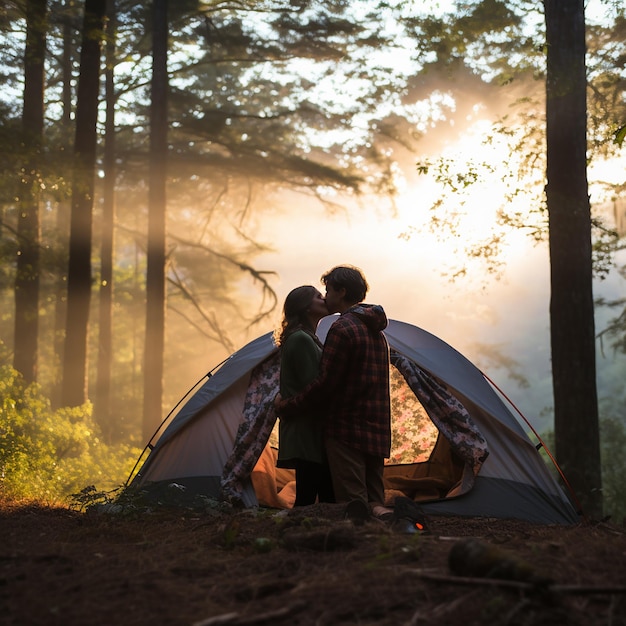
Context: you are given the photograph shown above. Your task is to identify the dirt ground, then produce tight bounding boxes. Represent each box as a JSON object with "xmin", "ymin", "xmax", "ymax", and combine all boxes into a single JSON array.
[{"xmin": 1, "ymin": 497, "xmax": 625, "ymax": 626}]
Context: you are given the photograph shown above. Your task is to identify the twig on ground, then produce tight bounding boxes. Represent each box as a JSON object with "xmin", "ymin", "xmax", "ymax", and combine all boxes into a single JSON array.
[
  {"xmin": 407, "ymin": 590, "xmax": 479, "ymax": 625},
  {"xmin": 193, "ymin": 612, "xmax": 239, "ymax": 626},
  {"xmin": 407, "ymin": 569, "xmax": 626, "ymax": 595},
  {"xmin": 192, "ymin": 601, "xmax": 307, "ymax": 626},
  {"xmin": 503, "ymin": 598, "xmax": 532, "ymax": 624}
]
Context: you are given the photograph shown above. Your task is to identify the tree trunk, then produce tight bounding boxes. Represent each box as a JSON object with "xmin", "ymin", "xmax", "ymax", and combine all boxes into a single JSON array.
[
  {"xmin": 142, "ymin": 0, "xmax": 169, "ymax": 442},
  {"xmin": 544, "ymin": 0, "xmax": 602, "ymax": 518},
  {"xmin": 95, "ymin": 0, "xmax": 117, "ymax": 442},
  {"xmin": 51, "ymin": 0, "xmax": 76, "ymax": 409},
  {"xmin": 61, "ymin": 0, "xmax": 106, "ymax": 408},
  {"xmin": 13, "ymin": 0, "xmax": 47, "ymax": 384}
]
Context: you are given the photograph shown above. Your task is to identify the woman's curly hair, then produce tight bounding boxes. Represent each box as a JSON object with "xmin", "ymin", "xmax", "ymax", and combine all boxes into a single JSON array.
[{"xmin": 274, "ymin": 285, "xmax": 319, "ymax": 346}]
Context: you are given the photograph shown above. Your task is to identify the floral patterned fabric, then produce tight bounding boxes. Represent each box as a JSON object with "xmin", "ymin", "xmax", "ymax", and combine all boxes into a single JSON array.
[
  {"xmin": 220, "ymin": 352, "xmax": 280, "ymax": 505},
  {"xmin": 390, "ymin": 351, "xmax": 489, "ymax": 475},
  {"xmin": 388, "ymin": 366, "xmax": 439, "ymax": 464}
]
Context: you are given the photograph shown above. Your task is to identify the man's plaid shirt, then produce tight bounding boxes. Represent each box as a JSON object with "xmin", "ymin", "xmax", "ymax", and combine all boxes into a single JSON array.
[{"xmin": 277, "ymin": 303, "xmax": 391, "ymax": 458}]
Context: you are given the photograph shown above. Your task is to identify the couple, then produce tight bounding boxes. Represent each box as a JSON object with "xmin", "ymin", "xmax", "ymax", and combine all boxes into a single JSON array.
[{"xmin": 274, "ymin": 265, "xmax": 393, "ymax": 523}]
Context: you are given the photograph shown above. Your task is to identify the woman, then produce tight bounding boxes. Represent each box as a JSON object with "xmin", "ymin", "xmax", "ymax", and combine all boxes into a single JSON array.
[{"xmin": 275, "ymin": 285, "xmax": 335, "ymax": 506}]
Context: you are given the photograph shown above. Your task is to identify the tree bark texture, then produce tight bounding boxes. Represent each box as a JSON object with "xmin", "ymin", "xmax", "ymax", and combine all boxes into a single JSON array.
[
  {"xmin": 142, "ymin": 0, "xmax": 169, "ymax": 442},
  {"xmin": 51, "ymin": 0, "xmax": 77, "ymax": 409},
  {"xmin": 95, "ymin": 0, "xmax": 117, "ymax": 441},
  {"xmin": 544, "ymin": 0, "xmax": 602, "ymax": 518},
  {"xmin": 13, "ymin": 0, "xmax": 47, "ymax": 384},
  {"xmin": 61, "ymin": 0, "xmax": 107, "ymax": 407}
]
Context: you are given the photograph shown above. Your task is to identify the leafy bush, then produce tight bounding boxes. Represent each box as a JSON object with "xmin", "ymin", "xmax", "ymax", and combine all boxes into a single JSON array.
[
  {"xmin": 539, "ymin": 417, "xmax": 626, "ymax": 524},
  {"xmin": 0, "ymin": 362, "xmax": 141, "ymax": 503},
  {"xmin": 599, "ymin": 417, "xmax": 626, "ymax": 524}
]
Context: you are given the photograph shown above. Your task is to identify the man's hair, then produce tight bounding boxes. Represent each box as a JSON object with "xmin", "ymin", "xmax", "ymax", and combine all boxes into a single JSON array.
[{"xmin": 321, "ymin": 265, "xmax": 368, "ymax": 304}]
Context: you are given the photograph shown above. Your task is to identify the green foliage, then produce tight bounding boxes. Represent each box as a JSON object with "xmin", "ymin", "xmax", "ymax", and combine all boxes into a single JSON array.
[
  {"xmin": 540, "ymin": 415, "xmax": 626, "ymax": 524},
  {"xmin": 66, "ymin": 484, "xmax": 116, "ymax": 510},
  {"xmin": 599, "ymin": 417, "xmax": 626, "ymax": 524},
  {"xmin": 67, "ymin": 482, "xmax": 233, "ymax": 518},
  {"xmin": 597, "ymin": 287, "xmax": 626, "ymax": 356},
  {"xmin": 0, "ymin": 357, "xmax": 141, "ymax": 503}
]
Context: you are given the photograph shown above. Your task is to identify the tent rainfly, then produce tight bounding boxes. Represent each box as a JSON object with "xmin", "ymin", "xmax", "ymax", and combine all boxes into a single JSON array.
[{"xmin": 128, "ymin": 317, "xmax": 580, "ymax": 525}]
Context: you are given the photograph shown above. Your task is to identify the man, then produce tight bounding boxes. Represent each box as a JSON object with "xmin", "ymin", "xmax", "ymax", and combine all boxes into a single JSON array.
[{"xmin": 275, "ymin": 265, "xmax": 392, "ymax": 522}]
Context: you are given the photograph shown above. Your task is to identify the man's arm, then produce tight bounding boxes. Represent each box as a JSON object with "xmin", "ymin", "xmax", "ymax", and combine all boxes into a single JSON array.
[{"xmin": 275, "ymin": 322, "xmax": 351, "ymax": 418}]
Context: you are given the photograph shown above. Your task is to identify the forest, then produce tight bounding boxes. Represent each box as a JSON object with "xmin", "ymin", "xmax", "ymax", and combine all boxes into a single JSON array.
[{"xmin": 0, "ymin": 0, "xmax": 625, "ymax": 520}]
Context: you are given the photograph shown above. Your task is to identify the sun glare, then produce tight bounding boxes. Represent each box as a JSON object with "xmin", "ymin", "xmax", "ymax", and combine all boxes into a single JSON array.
[
  {"xmin": 257, "ymin": 116, "xmax": 543, "ymax": 303},
  {"xmin": 393, "ymin": 119, "xmax": 537, "ymax": 269}
]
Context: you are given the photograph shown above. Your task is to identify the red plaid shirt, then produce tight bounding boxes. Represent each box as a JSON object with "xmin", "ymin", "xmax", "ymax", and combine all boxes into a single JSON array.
[{"xmin": 277, "ymin": 304, "xmax": 391, "ymax": 458}]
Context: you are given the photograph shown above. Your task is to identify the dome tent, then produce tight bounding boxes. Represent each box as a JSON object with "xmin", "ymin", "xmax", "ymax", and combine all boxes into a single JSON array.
[{"xmin": 128, "ymin": 316, "xmax": 579, "ymax": 525}]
